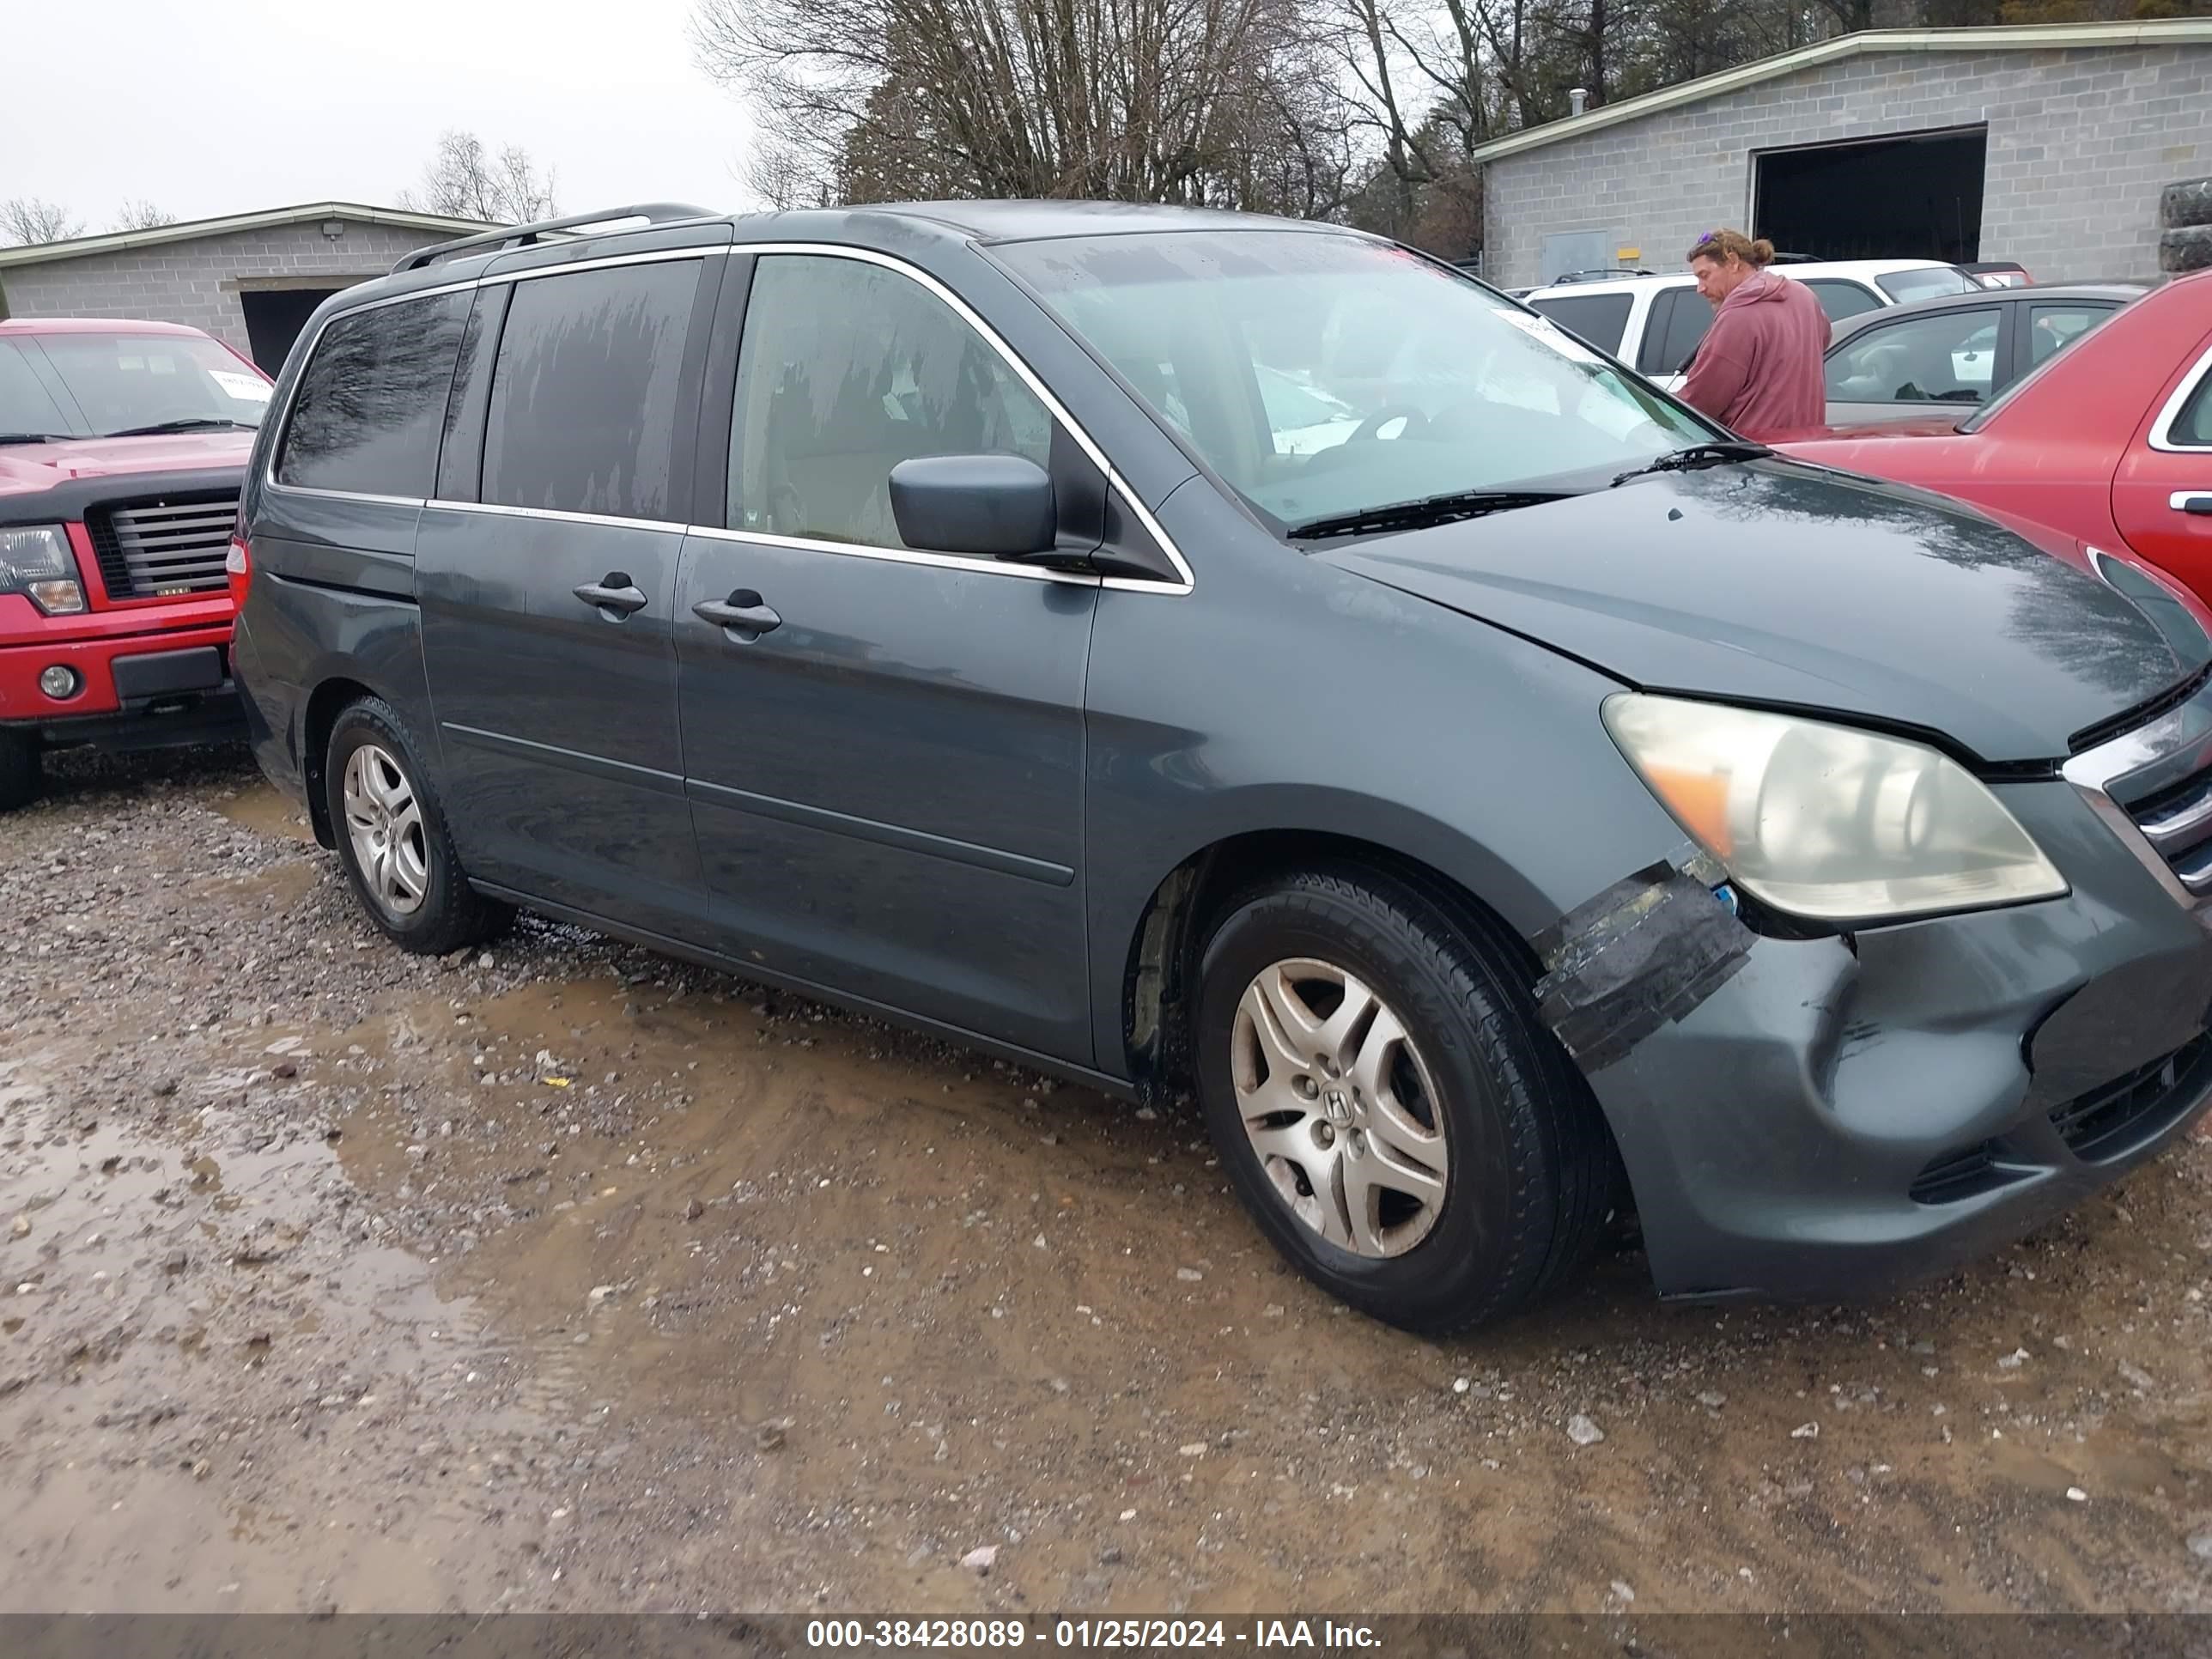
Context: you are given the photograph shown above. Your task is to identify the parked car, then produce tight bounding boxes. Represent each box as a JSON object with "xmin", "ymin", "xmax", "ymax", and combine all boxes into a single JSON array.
[
  {"xmin": 1820, "ymin": 282, "xmax": 2142, "ymax": 426},
  {"xmin": 1, "ymin": 318, "xmax": 270, "ymax": 809},
  {"xmin": 1524, "ymin": 259, "xmax": 1983, "ymax": 386},
  {"xmin": 237, "ymin": 203, "xmax": 2212, "ymax": 1334},
  {"xmin": 1960, "ymin": 260, "xmax": 2034, "ymax": 289},
  {"xmin": 1779, "ymin": 270, "xmax": 2212, "ymax": 601}
]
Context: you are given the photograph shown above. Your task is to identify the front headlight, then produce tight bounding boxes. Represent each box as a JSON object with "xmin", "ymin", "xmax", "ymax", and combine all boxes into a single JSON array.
[
  {"xmin": 0, "ymin": 524, "xmax": 86, "ymax": 616},
  {"xmin": 1603, "ymin": 692, "xmax": 2067, "ymax": 922}
]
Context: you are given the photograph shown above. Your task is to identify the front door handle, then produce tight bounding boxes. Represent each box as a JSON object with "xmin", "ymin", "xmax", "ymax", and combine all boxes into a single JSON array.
[
  {"xmin": 2173, "ymin": 492, "xmax": 2212, "ymax": 517},
  {"xmin": 693, "ymin": 590, "xmax": 782, "ymax": 638},
  {"xmin": 574, "ymin": 573, "xmax": 649, "ymax": 619}
]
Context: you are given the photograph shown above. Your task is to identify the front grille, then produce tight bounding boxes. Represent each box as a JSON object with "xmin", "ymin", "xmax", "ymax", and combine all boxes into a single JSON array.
[
  {"xmin": 2049, "ymin": 1030, "xmax": 2212, "ymax": 1163},
  {"xmin": 84, "ymin": 492, "xmax": 237, "ymax": 599},
  {"xmin": 2121, "ymin": 763, "xmax": 2212, "ymax": 896}
]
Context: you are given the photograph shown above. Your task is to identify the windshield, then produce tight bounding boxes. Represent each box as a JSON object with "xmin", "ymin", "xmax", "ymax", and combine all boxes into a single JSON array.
[
  {"xmin": 995, "ymin": 231, "xmax": 1714, "ymax": 531},
  {"xmin": 1875, "ymin": 266, "xmax": 1980, "ymax": 304},
  {"xmin": 6, "ymin": 331, "xmax": 270, "ymax": 436}
]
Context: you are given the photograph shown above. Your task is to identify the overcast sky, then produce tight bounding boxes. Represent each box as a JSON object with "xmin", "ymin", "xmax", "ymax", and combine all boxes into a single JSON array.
[{"xmin": 5, "ymin": 0, "xmax": 759, "ymax": 232}]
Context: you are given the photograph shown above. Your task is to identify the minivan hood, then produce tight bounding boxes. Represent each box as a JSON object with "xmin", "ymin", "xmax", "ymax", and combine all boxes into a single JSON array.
[
  {"xmin": 0, "ymin": 430, "xmax": 258, "ymax": 498},
  {"xmin": 1328, "ymin": 462, "xmax": 2205, "ymax": 764}
]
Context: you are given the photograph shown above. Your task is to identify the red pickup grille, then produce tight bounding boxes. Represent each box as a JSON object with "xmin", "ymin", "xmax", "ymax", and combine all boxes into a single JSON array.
[{"xmin": 86, "ymin": 492, "xmax": 240, "ymax": 599}]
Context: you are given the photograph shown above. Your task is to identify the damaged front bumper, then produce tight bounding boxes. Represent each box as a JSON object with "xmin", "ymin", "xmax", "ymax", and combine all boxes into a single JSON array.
[{"xmin": 1561, "ymin": 736, "xmax": 2212, "ymax": 1303}]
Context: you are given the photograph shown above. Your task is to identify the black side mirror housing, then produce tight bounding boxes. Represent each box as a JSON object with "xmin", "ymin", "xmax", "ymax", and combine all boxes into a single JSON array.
[{"xmin": 889, "ymin": 454, "xmax": 1057, "ymax": 560}]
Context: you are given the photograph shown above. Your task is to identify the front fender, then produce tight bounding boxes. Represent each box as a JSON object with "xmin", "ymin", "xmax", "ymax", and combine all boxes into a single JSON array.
[{"xmin": 1081, "ymin": 483, "xmax": 1697, "ymax": 1079}]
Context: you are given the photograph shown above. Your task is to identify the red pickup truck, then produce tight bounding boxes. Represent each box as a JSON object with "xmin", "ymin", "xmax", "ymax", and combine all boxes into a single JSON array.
[{"xmin": 0, "ymin": 317, "xmax": 270, "ymax": 809}]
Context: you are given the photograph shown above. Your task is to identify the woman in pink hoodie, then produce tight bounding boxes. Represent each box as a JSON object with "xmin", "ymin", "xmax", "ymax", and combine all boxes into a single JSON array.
[{"xmin": 1675, "ymin": 229, "xmax": 1829, "ymax": 440}]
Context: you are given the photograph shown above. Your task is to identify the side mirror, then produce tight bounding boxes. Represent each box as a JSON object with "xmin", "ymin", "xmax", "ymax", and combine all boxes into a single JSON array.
[{"xmin": 889, "ymin": 454, "xmax": 1056, "ymax": 560}]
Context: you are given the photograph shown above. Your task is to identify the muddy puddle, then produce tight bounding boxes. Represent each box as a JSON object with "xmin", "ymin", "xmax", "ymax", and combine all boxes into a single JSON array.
[
  {"xmin": 211, "ymin": 778, "xmax": 318, "ymax": 845},
  {"xmin": 10, "ymin": 769, "xmax": 2212, "ymax": 1613},
  {"xmin": 0, "ymin": 1046, "xmax": 586, "ymax": 1613}
]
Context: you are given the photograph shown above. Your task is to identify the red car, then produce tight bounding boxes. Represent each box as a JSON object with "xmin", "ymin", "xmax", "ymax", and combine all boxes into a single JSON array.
[
  {"xmin": 1778, "ymin": 270, "xmax": 2212, "ymax": 601},
  {"xmin": 0, "ymin": 318, "xmax": 270, "ymax": 809}
]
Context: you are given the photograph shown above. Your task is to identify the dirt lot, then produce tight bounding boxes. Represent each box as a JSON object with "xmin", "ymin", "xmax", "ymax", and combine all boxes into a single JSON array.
[{"xmin": 6, "ymin": 744, "xmax": 2212, "ymax": 1616}]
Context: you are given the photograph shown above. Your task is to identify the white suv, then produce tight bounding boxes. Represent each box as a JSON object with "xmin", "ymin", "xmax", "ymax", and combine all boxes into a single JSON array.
[{"xmin": 1521, "ymin": 260, "xmax": 1981, "ymax": 389}]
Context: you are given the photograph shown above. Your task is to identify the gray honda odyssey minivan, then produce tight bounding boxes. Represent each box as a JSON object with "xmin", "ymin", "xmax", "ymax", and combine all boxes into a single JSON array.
[{"xmin": 233, "ymin": 200, "xmax": 2212, "ymax": 1334}]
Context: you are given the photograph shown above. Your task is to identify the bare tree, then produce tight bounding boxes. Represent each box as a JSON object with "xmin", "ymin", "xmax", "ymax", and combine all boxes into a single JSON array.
[
  {"xmin": 692, "ymin": 0, "xmax": 1355, "ymax": 215},
  {"xmin": 0, "ymin": 198, "xmax": 84, "ymax": 246},
  {"xmin": 398, "ymin": 131, "xmax": 558, "ymax": 223},
  {"xmin": 112, "ymin": 200, "xmax": 178, "ymax": 232}
]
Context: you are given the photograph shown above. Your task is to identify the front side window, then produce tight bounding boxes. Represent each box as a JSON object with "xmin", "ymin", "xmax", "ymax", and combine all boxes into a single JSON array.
[
  {"xmin": 1825, "ymin": 308, "xmax": 2002, "ymax": 405},
  {"xmin": 1802, "ymin": 280, "xmax": 1883, "ymax": 324},
  {"xmin": 36, "ymin": 331, "xmax": 270, "ymax": 437},
  {"xmin": 729, "ymin": 254, "xmax": 1054, "ymax": 548},
  {"xmin": 1525, "ymin": 292, "xmax": 1632, "ymax": 356},
  {"xmin": 278, "ymin": 295, "xmax": 468, "ymax": 495},
  {"xmin": 482, "ymin": 261, "xmax": 701, "ymax": 522},
  {"xmin": 997, "ymin": 231, "xmax": 1711, "ymax": 532},
  {"xmin": 2027, "ymin": 302, "xmax": 2118, "ymax": 367}
]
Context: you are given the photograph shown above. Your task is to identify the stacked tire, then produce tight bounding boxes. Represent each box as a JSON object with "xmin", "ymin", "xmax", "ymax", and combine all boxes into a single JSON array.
[{"xmin": 2164, "ymin": 177, "xmax": 2212, "ymax": 276}]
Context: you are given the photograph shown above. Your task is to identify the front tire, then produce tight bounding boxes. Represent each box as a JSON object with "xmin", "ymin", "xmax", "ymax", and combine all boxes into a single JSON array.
[
  {"xmin": 325, "ymin": 697, "xmax": 510, "ymax": 954},
  {"xmin": 1194, "ymin": 867, "xmax": 1612, "ymax": 1336},
  {"xmin": 0, "ymin": 731, "xmax": 38, "ymax": 812}
]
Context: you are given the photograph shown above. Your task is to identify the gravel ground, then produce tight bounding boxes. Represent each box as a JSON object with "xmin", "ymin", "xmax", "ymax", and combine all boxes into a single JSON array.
[{"xmin": 7, "ymin": 742, "xmax": 2212, "ymax": 1615}]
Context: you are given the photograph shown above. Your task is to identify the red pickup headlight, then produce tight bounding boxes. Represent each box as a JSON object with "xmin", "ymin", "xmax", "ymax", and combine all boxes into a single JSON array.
[{"xmin": 0, "ymin": 524, "xmax": 86, "ymax": 616}]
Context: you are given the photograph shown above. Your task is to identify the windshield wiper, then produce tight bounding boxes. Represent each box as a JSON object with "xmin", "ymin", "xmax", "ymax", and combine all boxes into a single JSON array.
[
  {"xmin": 1610, "ymin": 441, "xmax": 1772, "ymax": 489},
  {"xmin": 1286, "ymin": 489, "xmax": 1569, "ymax": 541},
  {"xmin": 0, "ymin": 431, "xmax": 74, "ymax": 446},
  {"xmin": 99, "ymin": 416, "xmax": 252, "ymax": 438}
]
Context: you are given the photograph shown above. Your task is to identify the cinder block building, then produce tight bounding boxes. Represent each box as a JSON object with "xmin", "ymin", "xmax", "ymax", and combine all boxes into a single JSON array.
[
  {"xmin": 0, "ymin": 203, "xmax": 492, "ymax": 371},
  {"xmin": 1475, "ymin": 18, "xmax": 2212, "ymax": 289}
]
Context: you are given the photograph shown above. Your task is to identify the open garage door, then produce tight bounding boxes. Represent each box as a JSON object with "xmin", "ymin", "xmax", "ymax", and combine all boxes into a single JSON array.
[
  {"xmin": 240, "ymin": 284, "xmax": 356, "ymax": 373},
  {"xmin": 1754, "ymin": 126, "xmax": 1986, "ymax": 264}
]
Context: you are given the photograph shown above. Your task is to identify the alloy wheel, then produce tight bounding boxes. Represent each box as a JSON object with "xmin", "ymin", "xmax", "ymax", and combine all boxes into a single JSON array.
[{"xmin": 1229, "ymin": 957, "xmax": 1450, "ymax": 1256}]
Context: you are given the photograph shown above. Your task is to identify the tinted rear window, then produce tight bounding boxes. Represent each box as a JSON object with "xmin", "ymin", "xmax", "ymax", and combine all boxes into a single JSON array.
[
  {"xmin": 1639, "ymin": 289, "xmax": 1711, "ymax": 375},
  {"xmin": 1526, "ymin": 293, "xmax": 1632, "ymax": 356},
  {"xmin": 481, "ymin": 261, "xmax": 702, "ymax": 522},
  {"xmin": 1802, "ymin": 280, "xmax": 1884, "ymax": 323},
  {"xmin": 277, "ymin": 294, "xmax": 470, "ymax": 496}
]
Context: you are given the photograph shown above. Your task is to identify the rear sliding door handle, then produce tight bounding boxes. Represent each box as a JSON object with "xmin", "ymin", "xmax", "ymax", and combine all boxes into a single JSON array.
[
  {"xmin": 574, "ymin": 573, "xmax": 648, "ymax": 619},
  {"xmin": 693, "ymin": 591, "xmax": 781, "ymax": 638},
  {"xmin": 2173, "ymin": 492, "xmax": 2212, "ymax": 516}
]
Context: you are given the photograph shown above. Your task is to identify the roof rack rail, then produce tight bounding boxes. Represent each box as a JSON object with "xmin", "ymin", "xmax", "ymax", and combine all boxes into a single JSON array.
[
  {"xmin": 391, "ymin": 203, "xmax": 719, "ymax": 275},
  {"xmin": 1551, "ymin": 266, "xmax": 1654, "ymax": 284}
]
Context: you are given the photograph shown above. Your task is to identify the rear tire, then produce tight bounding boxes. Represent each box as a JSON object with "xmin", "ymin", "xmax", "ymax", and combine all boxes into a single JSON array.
[
  {"xmin": 1193, "ymin": 866, "xmax": 1612, "ymax": 1336},
  {"xmin": 0, "ymin": 731, "xmax": 38, "ymax": 812},
  {"xmin": 324, "ymin": 696, "xmax": 511, "ymax": 954}
]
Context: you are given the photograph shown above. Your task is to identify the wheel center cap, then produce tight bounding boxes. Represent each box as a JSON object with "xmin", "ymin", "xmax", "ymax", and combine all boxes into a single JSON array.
[{"xmin": 1322, "ymin": 1086, "xmax": 1352, "ymax": 1124}]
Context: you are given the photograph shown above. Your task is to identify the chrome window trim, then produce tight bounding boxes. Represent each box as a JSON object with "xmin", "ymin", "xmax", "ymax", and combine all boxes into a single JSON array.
[
  {"xmin": 423, "ymin": 499, "xmax": 685, "ymax": 536},
  {"xmin": 684, "ymin": 524, "xmax": 1100, "ymax": 587},
  {"xmin": 727, "ymin": 241, "xmax": 1194, "ymax": 594},
  {"xmin": 259, "ymin": 240, "xmax": 1195, "ymax": 594},
  {"xmin": 2149, "ymin": 339, "xmax": 2212, "ymax": 453},
  {"xmin": 479, "ymin": 246, "xmax": 720, "ymax": 286},
  {"xmin": 266, "ymin": 483, "xmax": 428, "ymax": 509}
]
